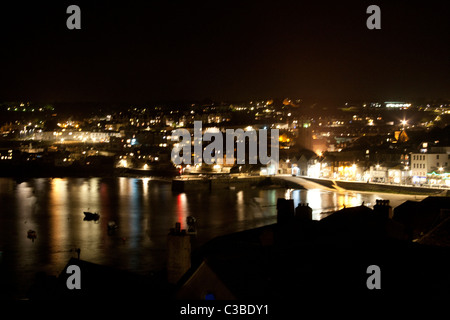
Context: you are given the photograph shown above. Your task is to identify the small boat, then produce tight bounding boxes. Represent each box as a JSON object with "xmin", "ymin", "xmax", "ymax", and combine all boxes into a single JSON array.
[
  {"xmin": 27, "ymin": 229, "xmax": 37, "ymax": 241},
  {"xmin": 83, "ymin": 211, "xmax": 100, "ymax": 221},
  {"xmin": 107, "ymin": 221, "xmax": 118, "ymax": 231},
  {"xmin": 186, "ymin": 216, "xmax": 197, "ymax": 234}
]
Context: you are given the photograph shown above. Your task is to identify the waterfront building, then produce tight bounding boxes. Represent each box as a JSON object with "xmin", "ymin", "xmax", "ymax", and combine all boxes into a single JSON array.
[{"xmin": 411, "ymin": 152, "xmax": 449, "ymax": 185}]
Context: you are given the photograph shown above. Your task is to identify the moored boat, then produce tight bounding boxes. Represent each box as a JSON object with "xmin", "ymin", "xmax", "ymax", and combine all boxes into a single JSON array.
[
  {"xmin": 27, "ymin": 229, "xmax": 37, "ymax": 241},
  {"xmin": 83, "ymin": 211, "xmax": 100, "ymax": 221},
  {"xmin": 107, "ymin": 221, "xmax": 118, "ymax": 231}
]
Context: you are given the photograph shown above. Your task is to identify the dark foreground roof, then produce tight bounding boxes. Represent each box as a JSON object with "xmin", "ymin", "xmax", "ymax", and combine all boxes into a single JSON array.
[
  {"xmin": 177, "ymin": 202, "xmax": 450, "ymax": 300},
  {"xmin": 393, "ymin": 196, "xmax": 450, "ymax": 239},
  {"xmin": 28, "ymin": 258, "xmax": 170, "ymax": 300},
  {"xmin": 419, "ymin": 217, "xmax": 450, "ymax": 247}
]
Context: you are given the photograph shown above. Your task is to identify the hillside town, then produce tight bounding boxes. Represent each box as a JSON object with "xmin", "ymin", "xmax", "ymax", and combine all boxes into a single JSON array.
[{"xmin": 1, "ymin": 99, "xmax": 449, "ymax": 187}]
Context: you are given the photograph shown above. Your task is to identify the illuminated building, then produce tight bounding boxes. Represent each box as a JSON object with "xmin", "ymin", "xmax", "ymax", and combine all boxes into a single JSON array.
[
  {"xmin": 411, "ymin": 152, "xmax": 449, "ymax": 184},
  {"xmin": 384, "ymin": 102, "xmax": 412, "ymax": 110}
]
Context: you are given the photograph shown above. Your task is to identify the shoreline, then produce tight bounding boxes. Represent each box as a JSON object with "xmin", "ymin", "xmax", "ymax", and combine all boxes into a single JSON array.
[
  {"xmin": 301, "ymin": 176, "xmax": 448, "ymax": 196},
  {"xmin": 2, "ymin": 171, "xmax": 448, "ymax": 197}
]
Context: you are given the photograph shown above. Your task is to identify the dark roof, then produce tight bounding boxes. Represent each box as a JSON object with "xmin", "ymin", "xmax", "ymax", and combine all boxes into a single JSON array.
[
  {"xmin": 421, "ymin": 196, "xmax": 450, "ymax": 208},
  {"xmin": 182, "ymin": 225, "xmax": 279, "ymax": 299},
  {"xmin": 179, "ymin": 211, "xmax": 450, "ymax": 300},
  {"xmin": 393, "ymin": 197, "xmax": 450, "ymax": 239},
  {"xmin": 394, "ymin": 200, "xmax": 421, "ymax": 210},
  {"xmin": 177, "ymin": 198, "xmax": 450, "ymax": 300},
  {"xmin": 28, "ymin": 258, "xmax": 170, "ymax": 300},
  {"xmin": 418, "ymin": 217, "xmax": 450, "ymax": 247},
  {"xmin": 321, "ymin": 204, "xmax": 374, "ymax": 225},
  {"xmin": 392, "ymin": 200, "xmax": 423, "ymax": 220}
]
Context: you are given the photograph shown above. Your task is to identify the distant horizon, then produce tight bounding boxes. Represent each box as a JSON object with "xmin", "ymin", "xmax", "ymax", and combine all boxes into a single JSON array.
[{"xmin": 1, "ymin": 96, "xmax": 449, "ymax": 106}]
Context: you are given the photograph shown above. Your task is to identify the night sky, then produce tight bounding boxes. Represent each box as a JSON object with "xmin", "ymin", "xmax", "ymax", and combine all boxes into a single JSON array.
[{"xmin": 0, "ymin": 0, "xmax": 448, "ymax": 104}]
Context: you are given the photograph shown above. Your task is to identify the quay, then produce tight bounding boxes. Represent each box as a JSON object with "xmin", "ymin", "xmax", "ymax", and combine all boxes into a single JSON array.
[
  {"xmin": 171, "ymin": 175, "xmax": 280, "ymax": 192},
  {"xmin": 172, "ymin": 174, "xmax": 448, "ymax": 195}
]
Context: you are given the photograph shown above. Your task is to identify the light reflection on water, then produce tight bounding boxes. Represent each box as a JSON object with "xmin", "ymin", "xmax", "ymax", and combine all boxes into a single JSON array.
[{"xmin": 0, "ymin": 177, "xmax": 426, "ymax": 298}]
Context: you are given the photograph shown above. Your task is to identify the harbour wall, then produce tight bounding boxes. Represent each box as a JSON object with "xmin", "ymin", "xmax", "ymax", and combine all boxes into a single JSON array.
[{"xmin": 172, "ymin": 176, "xmax": 306, "ymax": 192}]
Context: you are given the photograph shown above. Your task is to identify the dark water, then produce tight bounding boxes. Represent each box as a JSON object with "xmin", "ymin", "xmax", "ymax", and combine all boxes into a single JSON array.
[{"xmin": 0, "ymin": 177, "xmax": 424, "ymax": 299}]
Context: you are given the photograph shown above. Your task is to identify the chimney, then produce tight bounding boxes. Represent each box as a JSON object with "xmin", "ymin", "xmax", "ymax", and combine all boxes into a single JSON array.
[
  {"xmin": 295, "ymin": 203, "xmax": 313, "ymax": 221},
  {"xmin": 373, "ymin": 199, "xmax": 393, "ymax": 219},
  {"xmin": 277, "ymin": 198, "xmax": 294, "ymax": 224},
  {"xmin": 167, "ymin": 222, "xmax": 191, "ymax": 284}
]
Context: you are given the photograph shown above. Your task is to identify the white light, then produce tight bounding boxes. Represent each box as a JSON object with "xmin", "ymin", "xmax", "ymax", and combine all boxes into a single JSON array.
[{"xmin": 119, "ymin": 159, "xmax": 127, "ymax": 167}]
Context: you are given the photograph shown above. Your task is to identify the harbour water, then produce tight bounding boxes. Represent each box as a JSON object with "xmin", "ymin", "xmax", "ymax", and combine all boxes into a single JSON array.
[{"xmin": 0, "ymin": 177, "xmax": 426, "ymax": 299}]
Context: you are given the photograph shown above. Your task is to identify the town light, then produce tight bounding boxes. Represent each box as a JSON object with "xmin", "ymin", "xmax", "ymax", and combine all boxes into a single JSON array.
[{"xmin": 119, "ymin": 159, "xmax": 128, "ymax": 167}]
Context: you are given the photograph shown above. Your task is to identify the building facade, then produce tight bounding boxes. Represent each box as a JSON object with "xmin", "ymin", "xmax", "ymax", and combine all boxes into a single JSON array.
[{"xmin": 411, "ymin": 152, "xmax": 449, "ymax": 184}]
